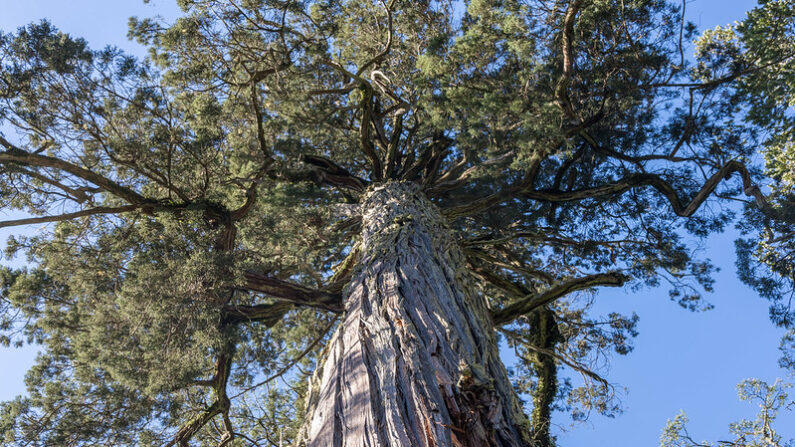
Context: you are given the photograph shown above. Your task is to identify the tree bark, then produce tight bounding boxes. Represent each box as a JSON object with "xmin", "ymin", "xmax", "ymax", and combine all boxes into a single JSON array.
[{"xmin": 297, "ymin": 182, "xmax": 533, "ymax": 447}]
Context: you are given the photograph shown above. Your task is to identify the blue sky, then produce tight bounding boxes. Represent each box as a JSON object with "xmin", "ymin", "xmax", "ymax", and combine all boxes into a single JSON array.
[{"xmin": 0, "ymin": 1, "xmax": 793, "ymax": 446}]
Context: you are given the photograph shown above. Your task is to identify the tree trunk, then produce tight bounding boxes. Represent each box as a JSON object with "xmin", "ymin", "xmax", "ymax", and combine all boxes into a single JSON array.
[
  {"xmin": 527, "ymin": 308, "xmax": 559, "ymax": 447},
  {"xmin": 297, "ymin": 182, "xmax": 532, "ymax": 447}
]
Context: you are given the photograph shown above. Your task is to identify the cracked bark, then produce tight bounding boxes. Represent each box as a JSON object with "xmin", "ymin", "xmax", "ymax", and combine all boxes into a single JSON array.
[{"xmin": 297, "ymin": 182, "xmax": 532, "ymax": 447}]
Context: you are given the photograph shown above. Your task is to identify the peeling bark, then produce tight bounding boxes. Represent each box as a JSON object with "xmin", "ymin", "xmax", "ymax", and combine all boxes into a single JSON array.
[{"xmin": 297, "ymin": 182, "xmax": 532, "ymax": 447}]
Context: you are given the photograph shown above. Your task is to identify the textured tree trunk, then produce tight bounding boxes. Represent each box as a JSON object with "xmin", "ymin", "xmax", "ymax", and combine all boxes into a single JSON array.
[{"xmin": 297, "ymin": 182, "xmax": 532, "ymax": 447}]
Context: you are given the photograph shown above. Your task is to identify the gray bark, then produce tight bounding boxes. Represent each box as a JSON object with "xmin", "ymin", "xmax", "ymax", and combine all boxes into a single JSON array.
[{"xmin": 297, "ymin": 181, "xmax": 532, "ymax": 447}]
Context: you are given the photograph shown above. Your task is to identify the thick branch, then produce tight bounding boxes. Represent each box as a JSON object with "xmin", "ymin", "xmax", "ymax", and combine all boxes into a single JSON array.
[
  {"xmin": 383, "ymin": 114, "xmax": 403, "ymax": 179},
  {"xmin": 241, "ymin": 272, "xmax": 343, "ymax": 313},
  {"xmin": 301, "ymin": 154, "xmax": 367, "ymax": 192},
  {"xmin": 400, "ymin": 133, "xmax": 452, "ymax": 183},
  {"xmin": 359, "ymin": 89, "xmax": 384, "ymax": 181},
  {"xmin": 249, "ymin": 60, "xmax": 292, "ymax": 84},
  {"xmin": 472, "ymin": 267, "xmax": 533, "ymax": 301},
  {"xmin": 167, "ymin": 401, "xmax": 225, "ymax": 447},
  {"xmin": 0, "ymin": 137, "xmax": 244, "ymax": 227},
  {"xmin": 492, "ymin": 272, "xmax": 629, "ymax": 325},
  {"xmin": 222, "ymin": 301, "xmax": 293, "ymax": 326},
  {"xmin": 642, "ymin": 48, "xmax": 795, "ymax": 91},
  {"xmin": 356, "ymin": 0, "xmax": 396, "ymax": 76},
  {"xmin": 554, "ymin": 0, "xmax": 586, "ymax": 119}
]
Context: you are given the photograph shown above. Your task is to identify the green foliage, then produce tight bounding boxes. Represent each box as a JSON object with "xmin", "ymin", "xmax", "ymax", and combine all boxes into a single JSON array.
[
  {"xmin": 660, "ymin": 379, "xmax": 794, "ymax": 447},
  {"xmin": 724, "ymin": 1, "xmax": 795, "ymax": 377},
  {"xmin": 0, "ymin": 0, "xmax": 794, "ymax": 445}
]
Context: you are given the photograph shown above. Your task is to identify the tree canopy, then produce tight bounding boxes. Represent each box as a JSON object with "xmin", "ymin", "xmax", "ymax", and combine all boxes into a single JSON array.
[{"xmin": 0, "ymin": 0, "xmax": 794, "ymax": 445}]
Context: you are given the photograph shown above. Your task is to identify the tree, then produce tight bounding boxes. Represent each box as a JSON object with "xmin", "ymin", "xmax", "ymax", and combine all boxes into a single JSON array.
[
  {"xmin": 660, "ymin": 379, "xmax": 794, "ymax": 447},
  {"xmin": 0, "ymin": 0, "xmax": 794, "ymax": 446}
]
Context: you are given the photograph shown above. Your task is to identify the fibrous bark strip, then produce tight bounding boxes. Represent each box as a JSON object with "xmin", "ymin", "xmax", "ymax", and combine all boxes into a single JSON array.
[{"xmin": 298, "ymin": 182, "xmax": 532, "ymax": 447}]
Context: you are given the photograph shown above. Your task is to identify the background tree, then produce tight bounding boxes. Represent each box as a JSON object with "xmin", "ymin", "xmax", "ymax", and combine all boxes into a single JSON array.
[
  {"xmin": 660, "ymin": 379, "xmax": 794, "ymax": 447},
  {"xmin": 0, "ymin": 0, "xmax": 793, "ymax": 446}
]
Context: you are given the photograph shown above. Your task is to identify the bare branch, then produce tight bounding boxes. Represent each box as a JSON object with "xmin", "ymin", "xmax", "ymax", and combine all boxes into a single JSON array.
[
  {"xmin": 522, "ymin": 160, "xmax": 770, "ymax": 217},
  {"xmin": 6, "ymin": 165, "xmax": 92, "ymax": 202},
  {"xmin": 465, "ymin": 247, "xmax": 555, "ymax": 284}
]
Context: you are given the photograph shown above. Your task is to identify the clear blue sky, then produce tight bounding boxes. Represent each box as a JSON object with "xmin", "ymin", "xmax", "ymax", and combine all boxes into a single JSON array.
[{"xmin": 0, "ymin": 1, "xmax": 792, "ymax": 446}]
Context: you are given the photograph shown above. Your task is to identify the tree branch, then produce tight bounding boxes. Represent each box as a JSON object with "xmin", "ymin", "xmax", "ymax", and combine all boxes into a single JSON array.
[
  {"xmin": 356, "ymin": 0, "xmax": 396, "ymax": 76},
  {"xmin": 522, "ymin": 160, "xmax": 769, "ymax": 217},
  {"xmin": 0, "ymin": 205, "xmax": 142, "ymax": 229},
  {"xmin": 230, "ymin": 316, "xmax": 337, "ymax": 399},
  {"xmin": 5, "ymin": 165, "xmax": 92, "ymax": 202},
  {"xmin": 222, "ymin": 301, "xmax": 294, "ymax": 326},
  {"xmin": 554, "ymin": 0, "xmax": 586, "ymax": 120},
  {"xmin": 465, "ymin": 247, "xmax": 554, "ymax": 284},
  {"xmin": 492, "ymin": 272, "xmax": 629, "ymax": 325},
  {"xmin": 0, "ymin": 136, "xmax": 149, "ymax": 205},
  {"xmin": 301, "ymin": 154, "xmax": 367, "ymax": 192},
  {"xmin": 500, "ymin": 327, "xmax": 609, "ymax": 387},
  {"xmin": 249, "ymin": 60, "xmax": 292, "ymax": 85},
  {"xmin": 0, "ymin": 136, "xmax": 246, "ymax": 226},
  {"xmin": 359, "ymin": 88, "xmax": 384, "ymax": 181},
  {"xmin": 167, "ymin": 353, "xmax": 234, "ymax": 447},
  {"xmin": 471, "ymin": 265, "xmax": 535, "ymax": 300},
  {"xmin": 241, "ymin": 272, "xmax": 343, "ymax": 313}
]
